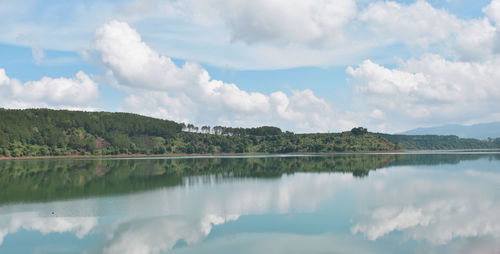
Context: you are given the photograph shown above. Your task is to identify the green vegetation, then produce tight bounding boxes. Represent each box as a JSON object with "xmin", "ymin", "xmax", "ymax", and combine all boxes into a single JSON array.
[
  {"xmin": 1, "ymin": 108, "xmax": 499, "ymax": 158},
  {"xmin": 0, "ymin": 108, "xmax": 182, "ymax": 157},
  {"xmin": 174, "ymin": 131, "xmax": 396, "ymax": 154},
  {"xmin": 380, "ymin": 134, "xmax": 500, "ymax": 150},
  {"xmin": 0, "ymin": 108, "xmax": 396, "ymax": 157}
]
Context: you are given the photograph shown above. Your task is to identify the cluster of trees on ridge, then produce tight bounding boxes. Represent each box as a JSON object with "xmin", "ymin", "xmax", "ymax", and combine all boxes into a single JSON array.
[
  {"xmin": 182, "ymin": 123, "xmax": 283, "ymax": 136},
  {"xmin": 0, "ymin": 108, "xmax": 499, "ymax": 158}
]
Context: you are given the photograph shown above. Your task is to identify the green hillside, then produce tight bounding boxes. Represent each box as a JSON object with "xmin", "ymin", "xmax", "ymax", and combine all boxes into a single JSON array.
[
  {"xmin": 0, "ymin": 108, "xmax": 397, "ymax": 157},
  {"xmin": 379, "ymin": 133, "xmax": 500, "ymax": 150}
]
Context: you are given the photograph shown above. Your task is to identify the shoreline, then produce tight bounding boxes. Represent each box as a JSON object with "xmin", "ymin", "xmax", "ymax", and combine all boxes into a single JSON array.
[
  {"xmin": 0, "ymin": 151, "xmax": 399, "ymax": 161},
  {"xmin": 1, "ymin": 149, "xmax": 500, "ymax": 161}
]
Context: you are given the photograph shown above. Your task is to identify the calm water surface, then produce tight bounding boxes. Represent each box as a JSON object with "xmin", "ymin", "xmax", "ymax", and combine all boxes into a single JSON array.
[{"xmin": 0, "ymin": 153, "xmax": 499, "ymax": 253}]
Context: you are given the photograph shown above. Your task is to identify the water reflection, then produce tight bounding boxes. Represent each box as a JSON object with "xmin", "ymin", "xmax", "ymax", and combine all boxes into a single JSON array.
[
  {"xmin": 0, "ymin": 154, "xmax": 498, "ymax": 253},
  {"xmin": 351, "ymin": 165, "xmax": 500, "ymax": 245},
  {"xmin": 102, "ymin": 215, "xmax": 240, "ymax": 254},
  {"xmin": 0, "ymin": 212, "xmax": 97, "ymax": 245},
  {"xmin": 100, "ymin": 173, "xmax": 355, "ymax": 254},
  {"xmin": 0, "ymin": 154, "xmax": 393, "ymax": 205}
]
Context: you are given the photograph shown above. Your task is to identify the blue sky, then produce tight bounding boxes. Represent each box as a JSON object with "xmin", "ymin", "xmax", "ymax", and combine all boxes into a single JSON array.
[{"xmin": 1, "ymin": 0, "xmax": 500, "ymax": 133}]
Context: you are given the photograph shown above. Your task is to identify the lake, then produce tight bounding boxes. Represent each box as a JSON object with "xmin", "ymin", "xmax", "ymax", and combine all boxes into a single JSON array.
[{"xmin": 0, "ymin": 153, "xmax": 499, "ymax": 253}]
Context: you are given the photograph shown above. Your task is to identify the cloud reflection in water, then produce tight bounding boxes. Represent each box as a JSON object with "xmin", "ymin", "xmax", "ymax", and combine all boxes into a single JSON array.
[
  {"xmin": 0, "ymin": 157, "xmax": 499, "ymax": 254},
  {"xmin": 351, "ymin": 166, "xmax": 500, "ymax": 246}
]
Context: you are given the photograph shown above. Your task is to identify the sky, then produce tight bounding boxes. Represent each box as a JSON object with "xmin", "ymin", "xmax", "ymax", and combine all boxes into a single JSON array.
[{"xmin": 1, "ymin": 0, "xmax": 500, "ymax": 133}]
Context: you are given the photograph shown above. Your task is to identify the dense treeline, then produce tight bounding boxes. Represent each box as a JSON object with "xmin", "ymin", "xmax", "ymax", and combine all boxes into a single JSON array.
[
  {"xmin": 183, "ymin": 124, "xmax": 283, "ymax": 136},
  {"xmin": 0, "ymin": 108, "xmax": 397, "ymax": 157},
  {"xmin": 380, "ymin": 134, "xmax": 500, "ymax": 150},
  {"xmin": 0, "ymin": 108, "xmax": 182, "ymax": 157},
  {"xmin": 2, "ymin": 108, "xmax": 499, "ymax": 158},
  {"xmin": 174, "ymin": 131, "xmax": 395, "ymax": 154}
]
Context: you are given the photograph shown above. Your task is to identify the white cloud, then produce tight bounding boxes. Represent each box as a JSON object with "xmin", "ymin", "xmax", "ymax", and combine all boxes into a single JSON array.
[
  {"xmin": 358, "ymin": 0, "xmax": 461, "ymax": 48},
  {"xmin": 0, "ymin": 0, "xmax": 360, "ymax": 69},
  {"xmin": 112, "ymin": 0, "xmax": 358, "ymax": 47},
  {"xmin": 454, "ymin": 18, "xmax": 498, "ymax": 61},
  {"xmin": 16, "ymin": 34, "xmax": 45, "ymax": 65},
  {"xmin": 0, "ymin": 69, "xmax": 9, "ymax": 86},
  {"xmin": 0, "ymin": 68, "xmax": 100, "ymax": 110},
  {"xmin": 2, "ymin": 0, "xmax": 500, "ymax": 70},
  {"xmin": 357, "ymin": 0, "xmax": 500, "ymax": 62},
  {"xmin": 108, "ymin": 0, "xmax": 500, "ymax": 69},
  {"xmin": 94, "ymin": 21, "xmax": 202, "ymax": 90},
  {"xmin": 207, "ymin": 0, "xmax": 357, "ymax": 46},
  {"xmin": 94, "ymin": 20, "xmax": 351, "ymax": 132},
  {"xmin": 484, "ymin": 0, "xmax": 500, "ymax": 26},
  {"xmin": 347, "ymin": 54, "xmax": 500, "ymax": 132}
]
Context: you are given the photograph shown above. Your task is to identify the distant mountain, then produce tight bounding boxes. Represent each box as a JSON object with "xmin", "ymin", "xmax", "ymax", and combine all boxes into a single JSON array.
[{"xmin": 401, "ymin": 122, "xmax": 500, "ymax": 140}]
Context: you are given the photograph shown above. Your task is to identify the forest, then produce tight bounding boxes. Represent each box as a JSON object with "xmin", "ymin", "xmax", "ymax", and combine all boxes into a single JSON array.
[
  {"xmin": 0, "ymin": 108, "xmax": 397, "ymax": 157},
  {"xmin": 379, "ymin": 133, "xmax": 500, "ymax": 150},
  {"xmin": 0, "ymin": 108, "xmax": 499, "ymax": 158}
]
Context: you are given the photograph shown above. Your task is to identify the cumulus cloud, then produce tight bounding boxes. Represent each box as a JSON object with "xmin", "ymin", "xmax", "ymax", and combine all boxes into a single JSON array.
[
  {"xmin": 94, "ymin": 20, "xmax": 351, "ymax": 132},
  {"xmin": 0, "ymin": 68, "xmax": 100, "ymax": 110},
  {"xmin": 454, "ymin": 18, "xmax": 499, "ymax": 60},
  {"xmin": 336, "ymin": 1, "xmax": 500, "ymax": 132},
  {"xmin": 357, "ymin": 0, "xmax": 500, "ymax": 63},
  {"xmin": 484, "ymin": 0, "xmax": 500, "ymax": 26},
  {"xmin": 358, "ymin": 0, "xmax": 461, "ymax": 48},
  {"xmin": 94, "ymin": 21, "xmax": 202, "ymax": 90},
  {"xmin": 206, "ymin": 0, "xmax": 357, "ymax": 46},
  {"xmin": 347, "ymin": 54, "xmax": 500, "ymax": 131},
  {"xmin": 114, "ymin": 0, "xmax": 358, "ymax": 46}
]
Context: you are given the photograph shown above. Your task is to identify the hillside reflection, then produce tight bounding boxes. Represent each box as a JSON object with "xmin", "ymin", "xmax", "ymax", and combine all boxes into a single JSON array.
[
  {"xmin": 0, "ymin": 153, "xmax": 498, "ymax": 253},
  {"xmin": 0, "ymin": 153, "xmax": 498, "ymax": 205}
]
